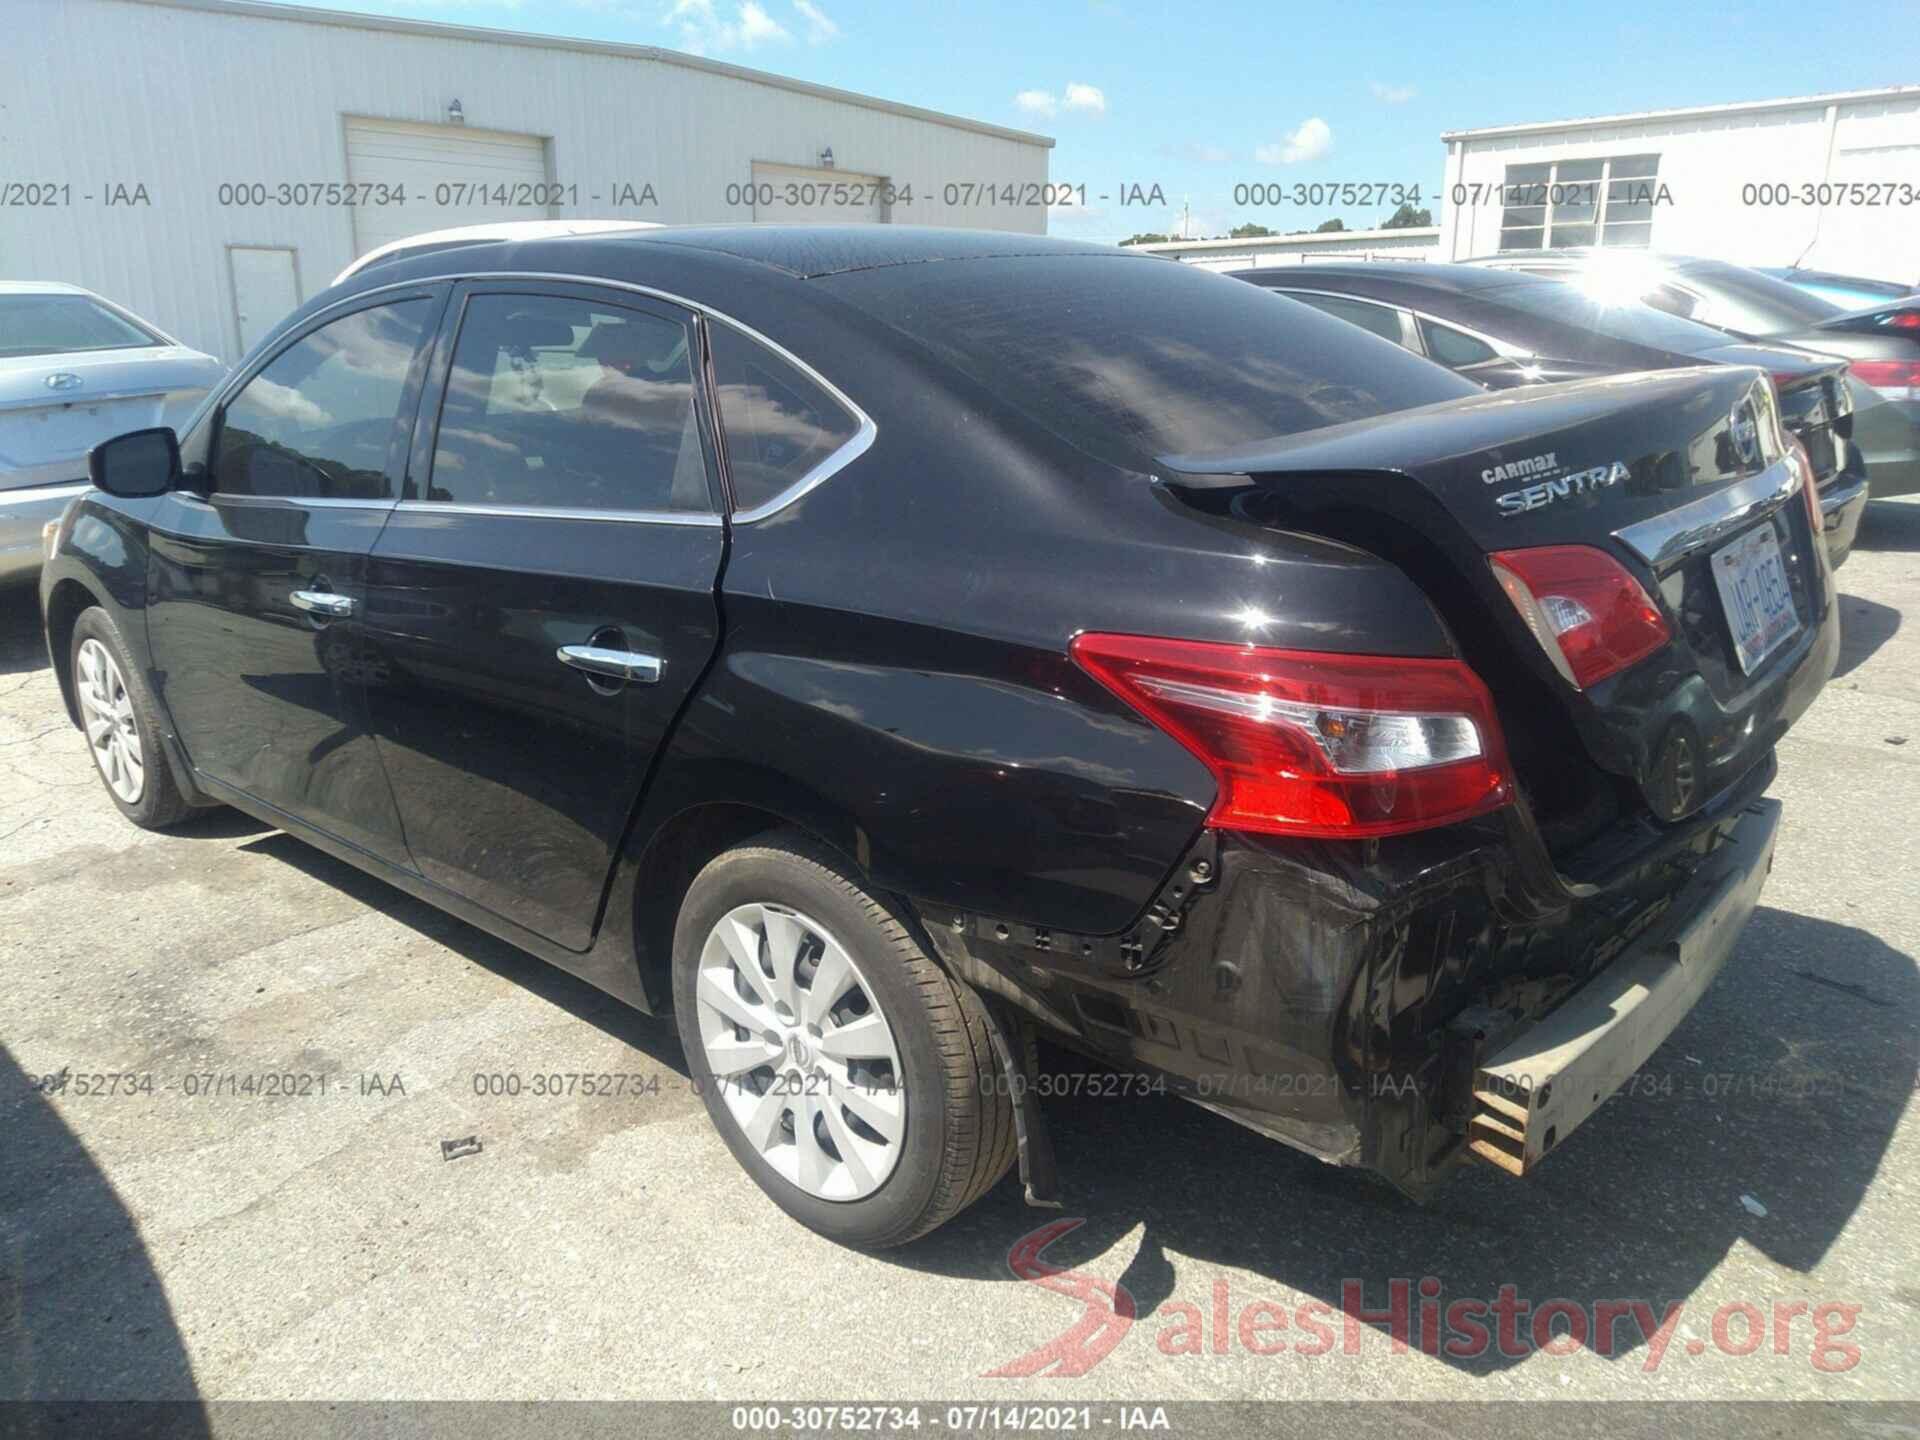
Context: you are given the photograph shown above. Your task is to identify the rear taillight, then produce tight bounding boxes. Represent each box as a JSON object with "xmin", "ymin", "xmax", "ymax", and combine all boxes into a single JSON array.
[
  {"xmin": 1069, "ymin": 634, "xmax": 1512, "ymax": 840},
  {"xmin": 1879, "ymin": 310, "xmax": 1920, "ymax": 331},
  {"xmin": 1489, "ymin": 545, "xmax": 1670, "ymax": 690},
  {"xmin": 1848, "ymin": 359, "xmax": 1920, "ymax": 401}
]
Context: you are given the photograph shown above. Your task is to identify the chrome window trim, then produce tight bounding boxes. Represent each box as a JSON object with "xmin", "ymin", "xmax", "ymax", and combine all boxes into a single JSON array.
[
  {"xmin": 391, "ymin": 499, "xmax": 721, "ymax": 527},
  {"xmin": 242, "ymin": 269, "xmax": 877, "ymax": 524}
]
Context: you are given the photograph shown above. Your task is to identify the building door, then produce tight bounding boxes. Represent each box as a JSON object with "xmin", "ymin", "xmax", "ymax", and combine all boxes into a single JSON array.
[
  {"xmin": 228, "ymin": 246, "xmax": 301, "ymax": 357},
  {"xmin": 750, "ymin": 161, "xmax": 887, "ymax": 224},
  {"xmin": 345, "ymin": 117, "xmax": 551, "ymax": 257}
]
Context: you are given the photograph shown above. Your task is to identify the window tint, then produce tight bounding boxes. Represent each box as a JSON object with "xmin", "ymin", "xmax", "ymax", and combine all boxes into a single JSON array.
[
  {"xmin": 1293, "ymin": 293, "xmax": 1406, "ymax": 347},
  {"xmin": 1478, "ymin": 279, "xmax": 1734, "ymax": 352},
  {"xmin": 1418, "ymin": 319, "xmax": 1498, "ymax": 368},
  {"xmin": 427, "ymin": 294, "xmax": 709, "ymax": 513},
  {"xmin": 0, "ymin": 293, "xmax": 164, "ymax": 358},
  {"xmin": 214, "ymin": 299, "xmax": 431, "ymax": 499},
  {"xmin": 823, "ymin": 256, "xmax": 1478, "ymax": 470},
  {"xmin": 708, "ymin": 324, "xmax": 862, "ymax": 514}
]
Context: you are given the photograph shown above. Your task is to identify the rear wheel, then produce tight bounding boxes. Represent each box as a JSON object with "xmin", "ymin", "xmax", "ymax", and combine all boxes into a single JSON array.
[
  {"xmin": 672, "ymin": 833, "xmax": 1015, "ymax": 1247},
  {"xmin": 70, "ymin": 607, "xmax": 195, "ymax": 830}
]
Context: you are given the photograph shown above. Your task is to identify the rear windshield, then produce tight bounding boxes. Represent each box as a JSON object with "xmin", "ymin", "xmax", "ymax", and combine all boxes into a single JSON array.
[
  {"xmin": 1477, "ymin": 278, "xmax": 1740, "ymax": 355},
  {"xmin": 0, "ymin": 293, "xmax": 164, "ymax": 359},
  {"xmin": 1680, "ymin": 262, "xmax": 1844, "ymax": 333},
  {"xmin": 821, "ymin": 255, "xmax": 1478, "ymax": 470}
]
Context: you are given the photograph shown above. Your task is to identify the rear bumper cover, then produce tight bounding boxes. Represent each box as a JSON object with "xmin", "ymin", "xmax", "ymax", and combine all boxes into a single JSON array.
[
  {"xmin": 1467, "ymin": 797, "xmax": 1780, "ymax": 1175},
  {"xmin": 1818, "ymin": 465, "xmax": 1870, "ymax": 570}
]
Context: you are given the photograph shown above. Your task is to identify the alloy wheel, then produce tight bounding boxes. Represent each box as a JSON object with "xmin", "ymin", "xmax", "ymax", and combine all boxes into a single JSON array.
[
  {"xmin": 694, "ymin": 902, "xmax": 906, "ymax": 1200},
  {"xmin": 77, "ymin": 638, "xmax": 144, "ymax": 804}
]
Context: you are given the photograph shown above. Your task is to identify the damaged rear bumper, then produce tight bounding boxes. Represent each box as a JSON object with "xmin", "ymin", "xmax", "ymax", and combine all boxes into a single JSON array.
[{"xmin": 1466, "ymin": 797, "xmax": 1781, "ymax": 1176}]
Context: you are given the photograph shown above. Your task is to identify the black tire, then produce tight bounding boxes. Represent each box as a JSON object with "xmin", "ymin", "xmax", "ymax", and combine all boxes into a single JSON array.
[
  {"xmin": 672, "ymin": 831, "xmax": 1016, "ymax": 1247},
  {"xmin": 69, "ymin": 606, "xmax": 196, "ymax": 830}
]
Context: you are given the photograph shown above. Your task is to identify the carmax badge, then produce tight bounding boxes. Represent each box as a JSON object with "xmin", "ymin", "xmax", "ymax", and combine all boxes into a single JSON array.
[{"xmin": 1496, "ymin": 460, "xmax": 1630, "ymax": 516}]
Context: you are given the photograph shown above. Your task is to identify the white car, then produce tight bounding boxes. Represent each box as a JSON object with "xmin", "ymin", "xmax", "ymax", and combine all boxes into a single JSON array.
[{"xmin": 1, "ymin": 283, "xmax": 226, "ymax": 584}]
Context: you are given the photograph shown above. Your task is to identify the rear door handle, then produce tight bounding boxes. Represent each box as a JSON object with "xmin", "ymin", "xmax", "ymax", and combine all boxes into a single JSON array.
[
  {"xmin": 557, "ymin": 645, "xmax": 663, "ymax": 685},
  {"xmin": 290, "ymin": 589, "xmax": 355, "ymax": 618}
]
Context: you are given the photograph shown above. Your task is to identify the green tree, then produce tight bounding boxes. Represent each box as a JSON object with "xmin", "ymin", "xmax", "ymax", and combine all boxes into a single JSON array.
[
  {"xmin": 1229, "ymin": 222, "xmax": 1275, "ymax": 239},
  {"xmin": 1313, "ymin": 218, "xmax": 1347, "ymax": 233},
  {"xmin": 1120, "ymin": 232, "xmax": 1172, "ymax": 246},
  {"xmin": 1381, "ymin": 202, "xmax": 1434, "ymax": 229}
]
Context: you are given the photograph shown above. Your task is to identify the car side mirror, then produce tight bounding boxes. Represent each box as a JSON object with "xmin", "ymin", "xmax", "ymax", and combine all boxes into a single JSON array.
[{"xmin": 89, "ymin": 427, "xmax": 181, "ymax": 498}]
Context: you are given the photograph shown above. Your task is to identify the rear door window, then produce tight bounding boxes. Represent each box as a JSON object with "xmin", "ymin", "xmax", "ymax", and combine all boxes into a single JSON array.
[
  {"xmin": 1291, "ymin": 293, "xmax": 1408, "ymax": 348},
  {"xmin": 1417, "ymin": 318, "xmax": 1499, "ymax": 368},
  {"xmin": 424, "ymin": 292, "xmax": 711, "ymax": 513},
  {"xmin": 707, "ymin": 324, "xmax": 864, "ymax": 515},
  {"xmin": 214, "ymin": 298, "xmax": 433, "ymax": 500}
]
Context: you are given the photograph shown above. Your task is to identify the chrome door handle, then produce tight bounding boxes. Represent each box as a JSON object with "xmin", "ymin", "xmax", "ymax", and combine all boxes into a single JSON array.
[
  {"xmin": 557, "ymin": 645, "xmax": 663, "ymax": 684},
  {"xmin": 290, "ymin": 589, "xmax": 355, "ymax": 618}
]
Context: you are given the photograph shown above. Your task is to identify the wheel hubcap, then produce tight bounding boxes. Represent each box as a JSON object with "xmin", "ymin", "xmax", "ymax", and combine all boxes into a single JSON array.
[
  {"xmin": 77, "ymin": 638, "xmax": 144, "ymax": 804},
  {"xmin": 695, "ymin": 902, "xmax": 906, "ymax": 1201}
]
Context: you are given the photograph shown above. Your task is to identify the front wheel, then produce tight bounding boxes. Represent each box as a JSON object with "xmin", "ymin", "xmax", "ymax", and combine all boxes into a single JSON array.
[{"xmin": 672, "ymin": 833, "xmax": 1015, "ymax": 1247}]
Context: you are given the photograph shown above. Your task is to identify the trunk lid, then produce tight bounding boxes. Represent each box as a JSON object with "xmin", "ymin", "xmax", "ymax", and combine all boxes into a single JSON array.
[
  {"xmin": 1692, "ymin": 341, "xmax": 1853, "ymax": 489},
  {"xmin": 0, "ymin": 347, "xmax": 225, "ymax": 491},
  {"xmin": 1157, "ymin": 366, "xmax": 1837, "ymax": 836}
]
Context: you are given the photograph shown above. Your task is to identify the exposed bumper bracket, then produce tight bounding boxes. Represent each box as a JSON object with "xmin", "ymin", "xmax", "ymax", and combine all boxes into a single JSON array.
[{"xmin": 1469, "ymin": 798, "xmax": 1782, "ymax": 1176}]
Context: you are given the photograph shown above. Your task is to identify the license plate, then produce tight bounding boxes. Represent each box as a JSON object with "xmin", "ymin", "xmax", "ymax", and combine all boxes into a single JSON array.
[{"xmin": 1711, "ymin": 522, "xmax": 1800, "ymax": 675}]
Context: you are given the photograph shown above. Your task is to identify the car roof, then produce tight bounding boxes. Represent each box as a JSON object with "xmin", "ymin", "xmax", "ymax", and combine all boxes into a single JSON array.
[
  {"xmin": 374, "ymin": 225, "xmax": 1124, "ymax": 283},
  {"xmin": 1232, "ymin": 261, "xmax": 1555, "ymax": 295},
  {"xmin": 335, "ymin": 220, "xmax": 665, "ymax": 283},
  {"xmin": 0, "ymin": 280, "xmax": 95, "ymax": 296}
]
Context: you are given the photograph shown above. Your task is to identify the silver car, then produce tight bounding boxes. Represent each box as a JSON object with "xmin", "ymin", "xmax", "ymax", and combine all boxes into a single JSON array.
[{"xmin": 1, "ymin": 283, "xmax": 226, "ymax": 584}]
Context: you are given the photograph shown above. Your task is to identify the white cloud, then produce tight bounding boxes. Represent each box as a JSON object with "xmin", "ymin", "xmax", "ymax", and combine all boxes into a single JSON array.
[
  {"xmin": 1185, "ymin": 141, "xmax": 1231, "ymax": 165},
  {"xmin": 1371, "ymin": 80, "xmax": 1416, "ymax": 104},
  {"xmin": 1062, "ymin": 81, "xmax": 1107, "ymax": 114},
  {"xmin": 666, "ymin": 0, "xmax": 791, "ymax": 52},
  {"xmin": 1014, "ymin": 82, "xmax": 1106, "ymax": 119},
  {"xmin": 793, "ymin": 0, "xmax": 839, "ymax": 43},
  {"xmin": 1256, "ymin": 116, "xmax": 1332, "ymax": 165}
]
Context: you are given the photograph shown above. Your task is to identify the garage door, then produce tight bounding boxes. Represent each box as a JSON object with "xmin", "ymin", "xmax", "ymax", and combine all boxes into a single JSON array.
[
  {"xmin": 750, "ymin": 162, "xmax": 886, "ymax": 224},
  {"xmin": 346, "ymin": 118, "xmax": 552, "ymax": 257}
]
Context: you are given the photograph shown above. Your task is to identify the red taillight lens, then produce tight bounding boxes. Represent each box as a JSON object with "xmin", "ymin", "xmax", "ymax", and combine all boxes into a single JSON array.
[
  {"xmin": 1848, "ymin": 359, "xmax": 1920, "ymax": 400},
  {"xmin": 1489, "ymin": 545, "xmax": 1670, "ymax": 690},
  {"xmin": 1069, "ymin": 634, "xmax": 1512, "ymax": 840},
  {"xmin": 1879, "ymin": 309, "xmax": 1920, "ymax": 331}
]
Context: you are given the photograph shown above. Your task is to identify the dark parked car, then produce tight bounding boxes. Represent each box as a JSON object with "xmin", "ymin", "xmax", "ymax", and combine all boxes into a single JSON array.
[
  {"xmin": 1757, "ymin": 265, "xmax": 1916, "ymax": 312},
  {"xmin": 1232, "ymin": 262, "xmax": 1870, "ymax": 567},
  {"xmin": 43, "ymin": 229, "xmax": 1837, "ymax": 1245},
  {"xmin": 1467, "ymin": 252, "xmax": 1920, "ymax": 502}
]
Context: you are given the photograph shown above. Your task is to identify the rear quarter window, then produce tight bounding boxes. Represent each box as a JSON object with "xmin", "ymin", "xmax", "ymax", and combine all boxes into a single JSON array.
[{"xmin": 820, "ymin": 256, "xmax": 1477, "ymax": 470}]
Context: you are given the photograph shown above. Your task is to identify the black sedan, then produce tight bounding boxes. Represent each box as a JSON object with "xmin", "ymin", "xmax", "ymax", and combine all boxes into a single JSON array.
[
  {"xmin": 44, "ymin": 229, "xmax": 1835, "ymax": 1244},
  {"xmin": 1467, "ymin": 251, "xmax": 1920, "ymax": 503},
  {"xmin": 1232, "ymin": 261, "xmax": 1870, "ymax": 567}
]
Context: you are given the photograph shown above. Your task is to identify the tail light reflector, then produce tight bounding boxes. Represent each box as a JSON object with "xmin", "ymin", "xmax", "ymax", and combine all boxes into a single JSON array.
[
  {"xmin": 1069, "ymin": 634, "xmax": 1512, "ymax": 840},
  {"xmin": 1489, "ymin": 545, "xmax": 1669, "ymax": 690},
  {"xmin": 1848, "ymin": 359, "xmax": 1920, "ymax": 401}
]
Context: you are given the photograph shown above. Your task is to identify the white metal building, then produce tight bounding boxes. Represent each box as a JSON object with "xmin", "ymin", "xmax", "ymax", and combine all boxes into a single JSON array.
[
  {"xmin": 1124, "ymin": 226, "xmax": 1441, "ymax": 271},
  {"xmin": 2, "ymin": 0, "xmax": 1052, "ymax": 360},
  {"xmin": 1438, "ymin": 87, "xmax": 1920, "ymax": 282}
]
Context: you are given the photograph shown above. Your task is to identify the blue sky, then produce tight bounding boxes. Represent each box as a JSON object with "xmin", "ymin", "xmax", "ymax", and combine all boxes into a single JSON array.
[{"xmin": 329, "ymin": 0, "xmax": 1920, "ymax": 242}]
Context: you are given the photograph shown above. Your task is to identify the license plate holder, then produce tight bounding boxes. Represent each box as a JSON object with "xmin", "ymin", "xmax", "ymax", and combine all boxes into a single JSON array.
[{"xmin": 1710, "ymin": 521, "xmax": 1800, "ymax": 675}]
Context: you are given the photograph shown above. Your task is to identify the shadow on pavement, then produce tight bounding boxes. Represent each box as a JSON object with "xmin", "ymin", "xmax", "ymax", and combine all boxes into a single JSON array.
[
  {"xmin": 1856, "ymin": 499, "xmax": 1920, "ymax": 553},
  {"xmin": 0, "ymin": 1046, "xmax": 208, "ymax": 1425},
  {"xmin": 896, "ymin": 905, "xmax": 1917, "ymax": 1377},
  {"xmin": 233, "ymin": 831, "xmax": 690, "ymax": 1079},
  {"xmin": 1834, "ymin": 593, "xmax": 1901, "ymax": 679}
]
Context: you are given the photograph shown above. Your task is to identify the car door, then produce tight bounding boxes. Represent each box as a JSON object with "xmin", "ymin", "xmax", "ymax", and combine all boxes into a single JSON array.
[
  {"xmin": 360, "ymin": 281, "xmax": 725, "ymax": 950},
  {"xmin": 145, "ymin": 286, "xmax": 446, "ymax": 863}
]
